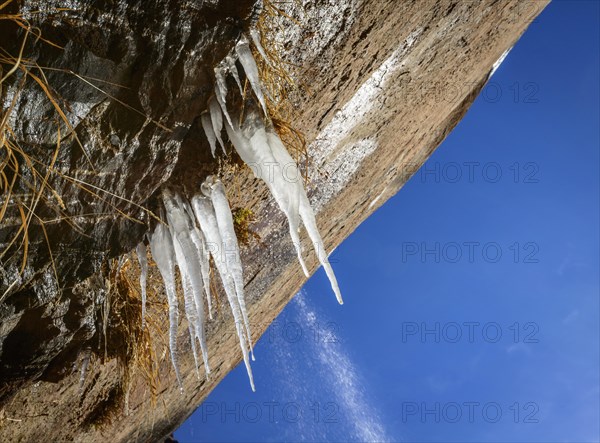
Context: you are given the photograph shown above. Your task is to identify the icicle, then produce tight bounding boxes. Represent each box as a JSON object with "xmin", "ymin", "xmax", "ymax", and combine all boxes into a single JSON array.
[
  {"xmin": 214, "ymin": 66, "xmax": 234, "ymax": 127},
  {"xmin": 183, "ymin": 200, "xmax": 214, "ymax": 320},
  {"xmin": 163, "ymin": 189, "xmax": 211, "ymax": 376},
  {"xmin": 298, "ymin": 196, "xmax": 343, "ymax": 304},
  {"xmin": 242, "ymin": 117, "xmax": 309, "ymax": 277},
  {"xmin": 201, "ymin": 112, "xmax": 217, "ymax": 157},
  {"xmin": 225, "ymin": 54, "xmax": 244, "ymax": 95},
  {"xmin": 172, "ymin": 234, "xmax": 201, "ymax": 376},
  {"xmin": 191, "ymin": 192, "xmax": 256, "ymax": 390},
  {"xmin": 235, "ymin": 34, "xmax": 267, "ymax": 115},
  {"xmin": 204, "ymin": 177, "xmax": 254, "ymax": 357},
  {"xmin": 267, "ymin": 130, "xmax": 343, "ymax": 304},
  {"xmin": 136, "ymin": 242, "xmax": 148, "ymax": 328},
  {"xmin": 208, "ymin": 96, "xmax": 225, "ymax": 153},
  {"xmin": 226, "ymin": 111, "xmax": 343, "ymax": 304},
  {"xmin": 250, "ymin": 29, "xmax": 270, "ymax": 66},
  {"xmin": 196, "ymin": 226, "xmax": 214, "ymax": 320},
  {"xmin": 226, "ymin": 114, "xmax": 309, "ymax": 276},
  {"xmin": 267, "ymin": 131, "xmax": 343, "ymax": 304},
  {"xmin": 149, "ymin": 221, "xmax": 183, "ymax": 389}
]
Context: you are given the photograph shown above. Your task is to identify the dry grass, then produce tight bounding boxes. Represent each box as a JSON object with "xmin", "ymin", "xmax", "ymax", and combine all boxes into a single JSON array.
[
  {"xmin": 257, "ymin": 1, "xmax": 306, "ymax": 141},
  {"xmin": 243, "ymin": 0, "xmax": 309, "ymax": 177},
  {"xmin": 78, "ymin": 250, "xmax": 172, "ymax": 426},
  {"xmin": 102, "ymin": 254, "xmax": 169, "ymax": 410},
  {"xmin": 0, "ymin": 2, "xmax": 63, "ymax": 286},
  {"xmin": 0, "ymin": 2, "xmax": 162, "ymax": 300}
]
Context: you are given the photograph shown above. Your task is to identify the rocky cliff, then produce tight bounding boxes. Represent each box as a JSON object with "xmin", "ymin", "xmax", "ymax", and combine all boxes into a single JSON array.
[{"xmin": 0, "ymin": 0, "xmax": 548, "ymax": 441}]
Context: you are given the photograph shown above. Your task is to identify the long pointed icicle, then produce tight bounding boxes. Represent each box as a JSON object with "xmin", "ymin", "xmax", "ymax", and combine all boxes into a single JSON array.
[
  {"xmin": 208, "ymin": 96, "xmax": 225, "ymax": 153},
  {"xmin": 163, "ymin": 189, "xmax": 211, "ymax": 376},
  {"xmin": 191, "ymin": 192, "xmax": 256, "ymax": 391},
  {"xmin": 149, "ymin": 222, "xmax": 183, "ymax": 389},
  {"xmin": 136, "ymin": 242, "xmax": 148, "ymax": 328},
  {"xmin": 214, "ymin": 66, "xmax": 234, "ymax": 127},
  {"xmin": 226, "ymin": 115, "xmax": 308, "ymax": 276},
  {"xmin": 171, "ymin": 234, "xmax": 201, "ymax": 375},
  {"xmin": 250, "ymin": 29, "xmax": 270, "ymax": 66},
  {"xmin": 201, "ymin": 112, "xmax": 217, "ymax": 157},
  {"xmin": 196, "ymin": 226, "xmax": 214, "ymax": 320},
  {"xmin": 226, "ymin": 111, "xmax": 343, "ymax": 304},
  {"xmin": 242, "ymin": 119, "xmax": 309, "ymax": 277},
  {"xmin": 183, "ymin": 200, "xmax": 214, "ymax": 320},
  {"xmin": 225, "ymin": 55, "xmax": 243, "ymax": 95},
  {"xmin": 268, "ymin": 132, "xmax": 343, "ymax": 304},
  {"xmin": 165, "ymin": 200, "xmax": 200, "ymax": 372},
  {"xmin": 205, "ymin": 177, "xmax": 254, "ymax": 357},
  {"xmin": 235, "ymin": 35, "xmax": 267, "ymax": 115}
]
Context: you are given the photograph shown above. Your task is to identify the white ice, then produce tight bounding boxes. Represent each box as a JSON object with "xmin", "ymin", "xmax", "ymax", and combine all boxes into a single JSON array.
[
  {"xmin": 225, "ymin": 114, "xmax": 305, "ymax": 276},
  {"xmin": 148, "ymin": 219, "xmax": 183, "ymax": 389},
  {"xmin": 489, "ymin": 46, "xmax": 513, "ymax": 79},
  {"xmin": 214, "ymin": 65, "xmax": 234, "ymax": 127},
  {"xmin": 235, "ymin": 35, "xmax": 267, "ymax": 115},
  {"xmin": 183, "ymin": 200, "xmax": 214, "ymax": 320},
  {"xmin": 191, "ymin": 190, "xmax": 256, "ymax": 391},
  {"xmin": 172, "ymin": 234, "xmax": 201, "ymax": 375},
  {"xmin": 163, "ymin": 189, "xmax": 211, "ymax": 376},
  {"xmin": 204, "ymin": 177, "xmax": 253, "ymax": 357},
  {"xmin": 250, "ymin": 29, "xmax": 270, "ymax": 66},
  {"xmin": 226, "ymin": 111, "xmax": 343, "ymax": 304},
  {"xmin": 225, "ymin": 55, "xmax": 244, "ymax": 95},
  {"xmin": 201, "ymin": 111, "xmax": 217, "ymax": 157},
  {"xmin": 208, "ymin": 96, "xmax": 225, "ymax": 153},
  {"xmin": 136, "ymin": 241, "xmax": 148, "ymax": 328}
]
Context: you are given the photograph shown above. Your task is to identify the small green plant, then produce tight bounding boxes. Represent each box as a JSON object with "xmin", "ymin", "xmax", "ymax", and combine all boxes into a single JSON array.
[{"xmin": 232, "ymin": 207, "xmax": 261, "ymax": 246}]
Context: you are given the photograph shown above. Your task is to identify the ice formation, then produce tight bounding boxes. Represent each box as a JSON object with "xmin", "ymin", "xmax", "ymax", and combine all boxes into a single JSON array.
[
  {"xmin": 187, "ymin": 210, "xmax": 214, "ymax": 320},
  {"xmin": 148, "ymin": 219, "xmax": 183, "ymax": 388},
  {"xmin": 225, "ymin": 116, "xmax": 305, "ymax": 277},
  {"xmin": 250, "ymin": 29, "xmax": 270, "ymax": 66},
  {"xmin": 172, "ymin": 235, "xmax": 202, "ymax": 374},
  {"xmin": 202, "ymin": 32, "xmax": 342, "ymax": 303},
  {"xmin": 201, "ymin": 111, "xmax": 218, "ymax": 157},
  {"xmin": 235, "ymin": 34, "xmax": 267, "ymax": 115},
  {"xmin": 214, "ymin": 65, "xmax": 234, "ymax": 127},
  {"xmin": 146, "ymin": 180, "xmax": 255, "ymax": 390},
  {"xmin": 192, "ymin": 187, "xmax": 256, "ymax": 388},
  {"xmin": 225, "ymin": 55, "xmax": 244, "ymax": 95},
  {"xmin": 136, "ymin": 241, "xmax": 148, "ymax": 328},
  {"xmin": 226, "ymin": 112, "xmax": 343, "ymax": 304},
  {"xmin": 143, "ymin": 29, "xmax": 344, "ymax": 391},
  {"xmin": 208, "ymin": 96, "xmax": 225, "ymax": 153},
  {"xmin": 203, "ymin": 178, "xmax": 253, "ymax": 357},
  {"xmin": 163, "ymin": 190, "xmax": 211, "ymax": 376}
]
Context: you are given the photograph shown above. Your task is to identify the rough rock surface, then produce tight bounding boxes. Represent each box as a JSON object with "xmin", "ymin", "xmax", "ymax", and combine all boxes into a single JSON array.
[{"xmin": 0, "ymin": 0, "xmax": 548, "ymax": 441}]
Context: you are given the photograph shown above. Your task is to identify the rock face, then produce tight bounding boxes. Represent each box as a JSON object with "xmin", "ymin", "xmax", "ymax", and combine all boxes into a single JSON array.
[
  {"xmin": 0, "ymin": 0, "xmax": 257, "ymax": 398},
  {"xmin": 0, "ymin": 0, "xmax": 548, "ymax": 441}
]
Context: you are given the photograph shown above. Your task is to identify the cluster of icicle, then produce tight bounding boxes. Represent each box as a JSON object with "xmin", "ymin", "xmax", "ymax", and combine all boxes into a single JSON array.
[
  {"xmin": 137, "ymin": 178, "xmax": 255, "ymax": 391},
  {"xmin": 204, "ymin": 32, "xmax": 342, "ymax": 304},
  {"xmin": 136, "ymin": 32, "xmax": 342, "ymax": 391}
]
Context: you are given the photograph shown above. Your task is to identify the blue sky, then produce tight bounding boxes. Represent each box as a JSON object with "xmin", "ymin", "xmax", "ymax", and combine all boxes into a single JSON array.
[{"xmin": 176, "ymin": 1, "xmax": 599, "ymax": 442}]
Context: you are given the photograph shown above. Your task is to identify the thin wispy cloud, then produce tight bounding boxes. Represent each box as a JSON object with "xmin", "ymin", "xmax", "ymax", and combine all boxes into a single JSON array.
[{"xmin": 294, "ymin": 293, "xmax": 392, "ymax": 443}]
